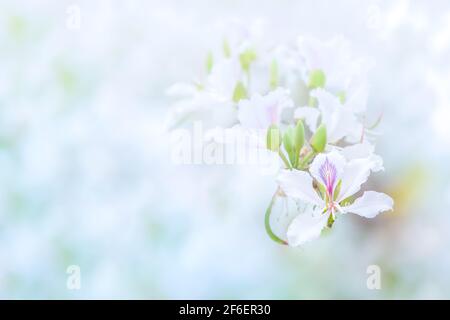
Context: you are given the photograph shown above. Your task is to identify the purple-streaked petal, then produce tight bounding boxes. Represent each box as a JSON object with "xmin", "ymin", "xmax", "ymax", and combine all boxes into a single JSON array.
[{"xmin": 309, "ymin": 152, "xmax": 345, "ymax": 196}]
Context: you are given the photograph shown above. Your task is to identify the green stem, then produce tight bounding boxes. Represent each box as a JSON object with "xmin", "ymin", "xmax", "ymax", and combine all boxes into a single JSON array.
[
  {"xmin": 297, "ymin": 150, "xmax": 315, "ymax": 169},
  {"xmin": 265, "ymin": 191, "xmax": 288, "ymax": 245}
]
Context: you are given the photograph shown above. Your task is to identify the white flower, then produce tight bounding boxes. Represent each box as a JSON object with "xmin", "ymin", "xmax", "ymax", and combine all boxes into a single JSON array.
[
  {"xmin": 337, "ymin": 142, "xmax": 384, "ymax": 172},
  {"xmin": 238, "ymin": 88, "xmax": 294, "ymax": 130},
  {"xmin": 295, "ymin": 88, "xmax": 364, "ymax": 143},
  {"xmin": 277, "ymin": 151, "xmax": 393, "ymax": 246},
  {"xmin": 206, "ymin": 58, "xmax": 244, "ymax": 101},
  {"xmin": 166, "ymin": 84, "xmax": 238, "ymax": 130},
  {"xmin": 297, "ymin": 35, "xmax": 370, "ymax": 94}
]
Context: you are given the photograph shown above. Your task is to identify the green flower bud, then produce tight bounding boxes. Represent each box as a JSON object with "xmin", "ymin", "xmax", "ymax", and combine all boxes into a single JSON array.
[
  {"xmin": 266, "ymin": 125, "xmax": 281, "ymax": 152},
  {"xmin": 283, "ymin": 127, "xmax": 295, "ymax": 165},
  {"xmin": 239, "ymin": 49, "xmax": 257, "ymax": 72},
  {"xmin": 308, "ymin": 69, "xmax": 326, "ymax": 89},
  {"xmin": 294, "ymin": 120, "xmax": 305, "ymax": 154},
  {"xmin": 310, "ymin": 123, "xmax": 327, "ymax": 152},
  {"xmin": 206, "ymin": 51, "xmax": 213, "ymax": 74},
  {"xmin": 223, "ymin": 39, "xmax": 231, "ymax": 58},
  {"xmin": 337, "ymin": 91, "xmax": 346, "ymax": 104},
  {"xmin": 308, "ymin": 96, "xmax": 318, "ymax": 107},
  {"xmin": 232, "ymin": 81, "xmax": 247, "ymax": 102},
  {"xmin": 269, "ymin": 59, "xmax": 278, "ymax": 90}
]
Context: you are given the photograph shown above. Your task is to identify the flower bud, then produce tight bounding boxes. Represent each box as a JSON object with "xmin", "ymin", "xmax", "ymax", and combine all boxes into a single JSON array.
[
  {"xmin": 206, "ymin": 51, "xmax": 213, "ymax": 74},
  {"xmin": 239, "ymin": 49, "xmax": 257, "ymax": 72},
  {"xmin": 269, "ymin": 59, "xmax": 278, "ymax": 90},
  {"xmin": 223, "ymin": 39, "xmax": 231, "ymax": 58},
  {"xmin": 232, "ymin": 81, "xmax": 247, "ymax": 102},
  {"xmin": 294, "ymin": 120, "xmax": 305, "ymax": 153},
  {"xmin": 283, "ymin": 127, "xmax": 295, "ymax": 165},
  {"xmin": 308, "ymin": 69, "xmax": 326, "ymax": 89},
  {"xmin": 266, "ymin": 124, "xmax": 281, "ymax": 152},
  {"xmin": 310, "ymin": 123, "xmax": 327, "ymax": 152},
  {"xmin": 337, "ymin": 91, "xmax": 346, "ymax": 104}
]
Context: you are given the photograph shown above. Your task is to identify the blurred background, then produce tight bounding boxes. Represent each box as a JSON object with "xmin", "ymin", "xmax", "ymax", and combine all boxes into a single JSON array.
[{"xmin": 0, "ymin": 0, "xmax": 449, "ymax": 299}]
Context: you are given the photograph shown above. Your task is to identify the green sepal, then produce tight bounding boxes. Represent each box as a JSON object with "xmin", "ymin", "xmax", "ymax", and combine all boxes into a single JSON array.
[{"xmin": 310, "ymin": 124, "xmax": 327, "ymax": 153}]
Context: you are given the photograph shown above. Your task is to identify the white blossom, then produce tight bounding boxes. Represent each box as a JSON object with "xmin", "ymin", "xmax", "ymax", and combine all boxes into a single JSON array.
[{"xmin": 277, "ymin": 151, "xmax": 393, "ymax": 246}]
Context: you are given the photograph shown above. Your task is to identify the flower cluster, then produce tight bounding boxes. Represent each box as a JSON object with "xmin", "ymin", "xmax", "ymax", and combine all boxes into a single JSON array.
[{"xmin": 168, "ymin": 34, "xmax": 393, "ymax": 247}]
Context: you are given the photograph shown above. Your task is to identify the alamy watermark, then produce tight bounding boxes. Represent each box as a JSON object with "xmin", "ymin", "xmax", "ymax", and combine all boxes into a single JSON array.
[{"xmin": 170, "ymin": 121, "xmax": 280, "ymax": 175}]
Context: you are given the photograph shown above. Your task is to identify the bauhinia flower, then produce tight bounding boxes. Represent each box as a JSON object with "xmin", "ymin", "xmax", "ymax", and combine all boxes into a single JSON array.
[
  {"xmin": 277, "ymin": 151, "xmax": 393, "ymax": 246},
  {"xmin": 295, "ymin": 88, "xmax": 364, "ymax": 144},
  {"xmin": 238, "ymin": 88, "xmax": 294, "ymax": 130},
  {"xmin": 297, "ymin": 35, "xmax": 370, "ymax": 95},
  {"xmin": 168, "ymin": 31, "xmax": 393, "ymax": 248}
]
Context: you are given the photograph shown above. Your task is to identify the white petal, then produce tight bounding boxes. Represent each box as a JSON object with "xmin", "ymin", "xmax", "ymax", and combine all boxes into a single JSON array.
[
  {"xmin": 344, "ymin": 191, "xmax": 393, "ymax": 218},
  {"xmin": 294, "ymin": 107, "xmax": 320, "ymax": 132},
  {"xmin": 297, "ymin": 36, "xmax": 353, "ymax": 90},
  {"xmin": 238, "ymin": 97, "xmax": 262, "ymax": 129},
  {"xmin": 238, "ymin": 89, "xmax": 293, "ymax": 130},
  {"xmin": 340, "ymin": 142, "xmax": 374, "ymax": 160},
  {"xmin": 311, "ymin": 89, "xmax": 362, "ymax": 143},
  {"xmin": 344, "ymin": 83, "xmax": 368, "ymax": 114},
  {"xmin": 311, "ymin": 88, "xmax": 340, "ymax": 115},
  {"xmin": 287, "ymin": 210, "xmax": 329, "ymax": 246},
  {"xmin": 277, "ymin": 170, "xmax": 324, "ymax": 207},
  {"xmin": 166, "ymin": 82, "xmax": 197, "ymax": 97},
  {"xmin": 340, "ymin": 143, "xmax": 384, "ymax": 172},
  {"xmin": 309, "ymin": 151, "xmax": 345, "ymax": 190},
  {"xmin": 329, "ymin": 109, "xmax": 363, "ymax": 143},
  {"xmin": 338, "ymin": 158, "xmax": 373, "ymax": 201}
]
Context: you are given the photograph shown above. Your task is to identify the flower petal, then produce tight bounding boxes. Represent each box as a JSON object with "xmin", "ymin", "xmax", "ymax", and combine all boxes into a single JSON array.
[
  {"xmin": 337, "ymin": 158, "xmax": 374, "ymax": 201},
  {"xmin": 277, "ymin": 170, "xmax": 324, "ymax": 207},
  {"xmin": 309, "ymin": 151, "xmax": 345, "ymax": 193},
  {"xmin": 294, "ymin": 107, "xmax": 320, "ymax": 132},
  {"xmin": 287, "ymin": 210, "xmax": 329, "ymax": 246},
  {"xmin": 238, "ymin": 89, "xmax": 293, "ymax": 129},
  {"xmin": 311, "ymin": 89, "xmax": 362, "ymax": 143},
  {"xmin": 344, "ymin": 191, "xmax": 393, "ymax": 218},
  {"xmin": 345, "ymin": 83, "xmax": 368, "ymax": 114},
  {"xmin": 340, "ymin": 143, "xmax": 384, "ymax": 172}
]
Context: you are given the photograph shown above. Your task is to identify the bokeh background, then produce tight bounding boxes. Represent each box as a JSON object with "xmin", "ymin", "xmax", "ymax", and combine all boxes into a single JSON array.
[{"xmin": 0, "ymin": 0, "xmax": 449, "ymax": 299}]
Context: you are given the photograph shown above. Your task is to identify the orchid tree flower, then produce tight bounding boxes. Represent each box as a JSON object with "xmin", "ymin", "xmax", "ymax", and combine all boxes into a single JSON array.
[
  {"xmin": 295, "ymin": 88, "xmax": 364, "ymax": 144},
  {"xmin": 297, "ymin": 35, "xmax": 370, "ymax": 95},
  {"xmin": 276, "ymin": 151, "xmax": 393, "ymax": 246},
  {"xmin": 335, "ymin": 142, "xmax": 384, "ymax": 173},
  {"xmin": 224, "ymin": 88, "xmax": 295, "ymax": 160},
  {"xmin": 166, "ymin": 39, "xmax": 258, "ymax": 130},
  {"xmin": 238, "ymin": 88, "xmax": 294, "ymax": 130}
]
